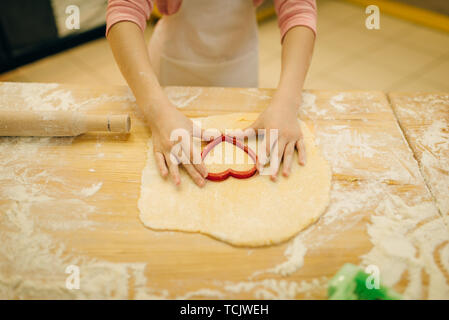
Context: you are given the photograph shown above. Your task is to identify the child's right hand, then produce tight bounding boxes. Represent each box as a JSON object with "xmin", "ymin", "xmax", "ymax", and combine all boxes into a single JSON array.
[{"xmin": 146, "ymin": 100, "xmax": 208, "ymax": 187}]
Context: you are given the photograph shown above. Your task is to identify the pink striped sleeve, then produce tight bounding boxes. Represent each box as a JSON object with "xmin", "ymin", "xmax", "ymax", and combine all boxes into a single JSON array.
[
  {"xmin": 274, "ymin": 0, "xmax": 317, "ymax": 42},
  {"xmin": 106, "ymin": 0, "xmax": 153, "ymax": 36}
]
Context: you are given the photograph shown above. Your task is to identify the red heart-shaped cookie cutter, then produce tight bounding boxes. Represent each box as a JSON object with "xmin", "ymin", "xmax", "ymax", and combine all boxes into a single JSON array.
[{"xmin": 201, "ymin": 135, "xmax": 258, "ymax": 182}]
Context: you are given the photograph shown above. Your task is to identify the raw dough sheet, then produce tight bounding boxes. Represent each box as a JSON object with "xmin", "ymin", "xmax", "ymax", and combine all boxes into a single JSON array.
[{"xmin": 138, "ymin": 113, "xmax": 331, "ymax": 246}]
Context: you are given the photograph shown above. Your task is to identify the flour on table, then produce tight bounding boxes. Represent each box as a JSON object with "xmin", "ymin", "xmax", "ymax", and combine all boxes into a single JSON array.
[
  {"xmin": 315, "ymin": 123, "xmax": 422, "ymax": 184},
  {"xmin": 222, "ymin": 277, "xmax": 328, "ymax": 299},
  {"xmin": 0, "ymin": 136, "xmax": 156, "ymax": 299},
  {"xmin": 177, "ymin": 289, "xmax": 225, "ymax": 300},
  {"xmin": 0, "ymin": 82, "xmax": 136, "ymax": 113},
  {"xmin": 362, "ymin": 195, "xmax": 449, "ymax": 299},
  {"xmin": 300, "ymin": 92, "xmax": 328, "ymax": 117},
  {"xmin": 78, "ymin": 182, "xmax": 103, "ymax": 197},
  {"xmin": 239, "ymin": 88, "xmax": 271, "ymax": 100},
  {"xmin": 251, "ymin": 236, "xmax": 307, "ymax": 278},
  {"xmin": 0, "ymin": 84, "xmax": 158, "ymax": 299},
  {"xmin": 248, "ymin": 92, "xmax": 448, "ymax": 298},
  {"xmin": 416, "ymin": 120, "xmax": 449, "ymax": 216},
  {"xmin": 391, "ymin": 93, "xmax": 448, "ymax": 219},
  {"xmin": 402, "ymin": 94, "xmax": 449, "ymax": 120},
  {"xmin": 329, "ymin": 93, "xmax": 350, "ymax": 112},
  {"xmin": 164, "ymin": 86, "xmax": 202, "ymax": 108}
]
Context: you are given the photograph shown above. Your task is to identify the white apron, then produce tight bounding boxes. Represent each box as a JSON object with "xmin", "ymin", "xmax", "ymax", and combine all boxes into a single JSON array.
[{"xmin": 148, "ymin": 0, "xmax": 259, "ymax": 87}]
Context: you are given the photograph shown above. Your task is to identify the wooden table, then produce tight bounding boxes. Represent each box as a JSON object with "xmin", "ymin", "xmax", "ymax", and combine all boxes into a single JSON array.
[
  {"xmin": 0, "ymin": 82, "xmax": 448, "ymax": 299},
  {"xmin": 389, "ymin": 92, "xmax": 449, "ymax": 220}
]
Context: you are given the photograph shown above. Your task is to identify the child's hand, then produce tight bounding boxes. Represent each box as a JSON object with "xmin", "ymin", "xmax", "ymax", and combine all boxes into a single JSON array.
[
  {"xmin": 236, "ymin": 91, "xmax": 306, "ymax": 181},
  {"xmin": 147, "ymin": 101, "xmax": 208, "ymax": 187}
]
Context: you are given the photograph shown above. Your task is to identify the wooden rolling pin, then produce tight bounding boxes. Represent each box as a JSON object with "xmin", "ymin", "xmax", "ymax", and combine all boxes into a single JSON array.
[{"xmin": 0, "ymin": 111, "xmax": 131, "ymax": 136}]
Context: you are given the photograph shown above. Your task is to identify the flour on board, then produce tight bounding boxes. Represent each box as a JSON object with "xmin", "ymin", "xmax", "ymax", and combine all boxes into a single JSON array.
[
  {"xmin": 1, "ymin": 85, "xmax": 448, "ymax": 299},
  {"xmin": 362, "ymin": 195, "xmax": 449, "ymax": 299},
  {"xmin": 78, "ymin": 182, "xmax": 103, "ymax": 197},
  {"xmin": 0, "ymin": 82, "xmax": 136, "ymax": 113},
  {"xmin": 416, "ymin": 120, "xmax": 449, "ymax": 216},
  {"xmin": 241, "ymin": 92, "xmax": 449, "ymax": 299},
  {"xmin": 164, "ymin": 86, "xmax": 203, "ymax": 108}
]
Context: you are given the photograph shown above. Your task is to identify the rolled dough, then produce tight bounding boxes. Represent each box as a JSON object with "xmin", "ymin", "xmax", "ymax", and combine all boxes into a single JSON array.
[{"xmin": 138, "ymin": 113, "xmax": 331, "ymax": 247}]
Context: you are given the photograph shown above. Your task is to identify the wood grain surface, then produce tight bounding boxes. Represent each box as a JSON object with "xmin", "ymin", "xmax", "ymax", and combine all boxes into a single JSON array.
[
  {"xmin": 389, "ymin": 92, "xmax": 449, "ymax": 218},
  {"xmin": 0, "ymin": 82, "xmax": 448, "ymax": 299}
]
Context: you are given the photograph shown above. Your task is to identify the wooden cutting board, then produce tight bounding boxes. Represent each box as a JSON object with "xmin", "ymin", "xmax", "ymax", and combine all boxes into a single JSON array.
[
  {"xmin": 389, "ymin": 92, "xmax": 449, "ymax": 219},
  {"xmin": 0, "ymin": 82, "xmax": 448, "ymax": 299}
]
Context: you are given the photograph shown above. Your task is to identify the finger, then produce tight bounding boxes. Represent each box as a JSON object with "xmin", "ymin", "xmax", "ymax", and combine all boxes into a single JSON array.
[
  {"xmin": 282, "ymin": 142, "xmax": 295, "ymax": 177},
  {"xmin": 259, "ymin": 130, "xmax": 278, "ymax": 169},
  {"xmin": 296, "ymin": 138, "xmax": 307, "ymax": 166},
  {"xmin": 270, "ymin": 139, "xmax": 286, "ymax": 181},
  {"xmin": 154, "ymin": 151, "xmax": 168, "ymax": 178},
  {"xmin": 257, "ymin": 135, "xmax": 269, "ymax": 171},
  {"xmin": 181, "ymin": 138, "xmax": 208, "ymax": 178},
  {"xmin": 166, "ymin": 152, "xmax": 181, "ymax": 185},
  {"xmin": 192, "ymin": 141, "xmax": 208, "ymax": 178},
  {"xmin": 182, "ymin": 162, "xmax": 206, "ymax": 187}
]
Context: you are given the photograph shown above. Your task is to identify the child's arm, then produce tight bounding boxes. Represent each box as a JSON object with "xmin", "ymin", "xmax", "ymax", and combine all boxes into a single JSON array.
[
  {"xmin": 270, "ymin": 25, "xmax": 315, "ymax": 175},
  {"xmin": 242, "ymin": 0, "xmax": 316, "ymax": 180},
  {"xmin": 107, "ymin": 20, "xmax": 207, "ymax": 187},
  {"xmin": 241, "ymin": 27, "xmax": 315, "ymax": 180}
]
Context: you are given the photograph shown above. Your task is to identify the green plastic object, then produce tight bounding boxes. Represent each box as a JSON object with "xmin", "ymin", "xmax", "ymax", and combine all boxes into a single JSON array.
[{"xmin": 328, "ymin": 264, "xmax": 402, "ymax": 300}]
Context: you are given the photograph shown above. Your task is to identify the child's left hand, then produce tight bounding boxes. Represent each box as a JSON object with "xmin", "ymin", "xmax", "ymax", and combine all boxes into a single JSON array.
[{"xmin": 233, "ymin": 90, "xmax": 306, "ymax": 181}]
